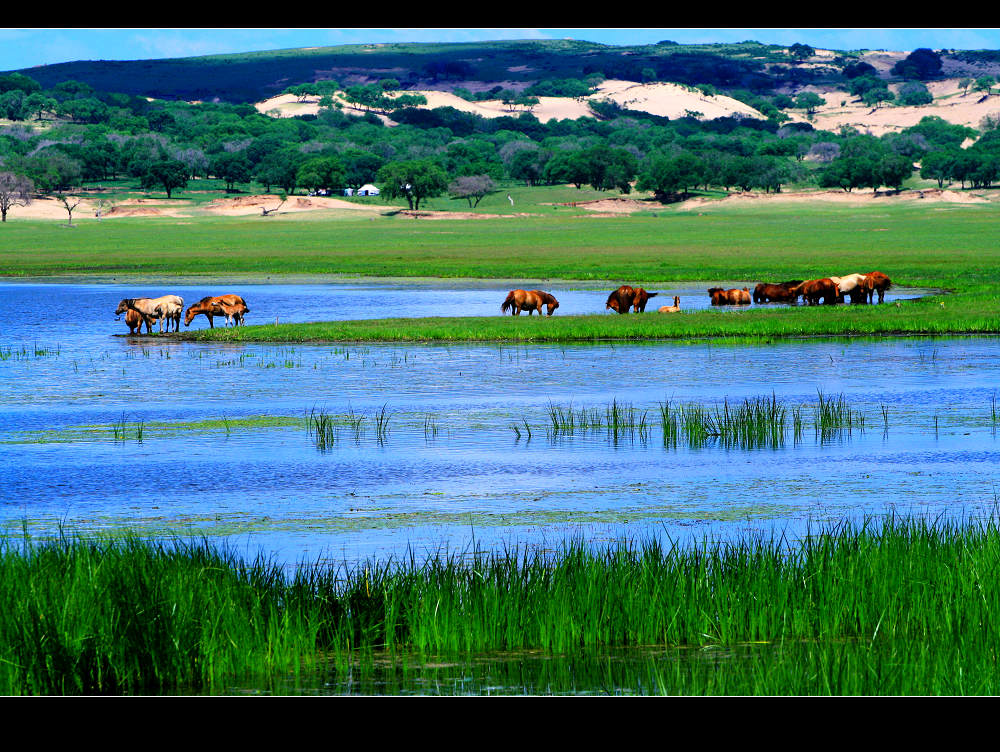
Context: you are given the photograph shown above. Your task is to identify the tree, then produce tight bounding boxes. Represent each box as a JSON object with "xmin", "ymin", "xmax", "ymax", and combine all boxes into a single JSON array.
[
  {"xmin": 141, "ymin": 159, "xmax": 188, "ymax": 198},
  {"xmin": 210, "ymin": 152, "xmax": 251, "ymax": 193},
  {"xmin": 794, "ymin": 92, "xmax": 826, "ymax": 115},
  {"xmin": 376, "ymin": 160, "xmax": 448, "ymax": 211},
  {"xmin": 974, "ymin": 76, "xmax": 995, "ymax": 96},
  {"xmin": 896, "ymin": 82, "xmax": 933, "ymax": 106},
  {"xmin": 788, "ymin": 43, "xmax": 814, "ymax": 60},
  {"xmin": 892, "ymin": 49, "xmax": 943, "ymax": 80},
  {"xmin": 295, "ymin": 156, "xmax": 346, "ymax": 194},
  {"xmin": 636, "ymin": 152, "xmax": 702, "ymax": 198},
  {"xmin": 448, "ymin": 175, "xmax": 497, "ymax": 208},
  {"xmin": 0, "ymin": 172, "xmax": 33, "ymax": 222},
  {"xmin": 54, "ymin": 193, "xmax": 82, "ymax": 226}
]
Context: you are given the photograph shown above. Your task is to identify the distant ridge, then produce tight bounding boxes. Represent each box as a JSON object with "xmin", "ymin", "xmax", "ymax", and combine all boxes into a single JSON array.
[{"xmin": 4, "ymin": 39, "xmax": 837, "ymax": 104}]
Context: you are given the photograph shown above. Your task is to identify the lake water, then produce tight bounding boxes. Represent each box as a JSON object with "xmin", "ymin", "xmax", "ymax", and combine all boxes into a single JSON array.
[{"xmin": 1, "ymin": 279, "xmax": 994, "ymax": 575}]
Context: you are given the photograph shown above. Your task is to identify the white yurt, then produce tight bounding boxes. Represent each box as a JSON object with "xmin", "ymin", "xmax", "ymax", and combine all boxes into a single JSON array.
[{"xmin": 357, "ymin": 184, "xmax": 380, "ymax": 196}]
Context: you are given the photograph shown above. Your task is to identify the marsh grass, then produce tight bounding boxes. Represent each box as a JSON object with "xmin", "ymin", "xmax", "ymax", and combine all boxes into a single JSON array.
[{"xmin": 8, "ymin": 514, "xmax": 1000, "ymax": 694}]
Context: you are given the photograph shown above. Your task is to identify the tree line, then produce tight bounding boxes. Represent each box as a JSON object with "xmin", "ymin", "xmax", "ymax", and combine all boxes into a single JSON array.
[{"xmin": 3, "ymin": 60, "xmax": 1000, "ymax": 220}]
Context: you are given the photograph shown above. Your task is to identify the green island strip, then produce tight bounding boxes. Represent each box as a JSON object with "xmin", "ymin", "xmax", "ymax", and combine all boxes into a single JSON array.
[
  {"xmin": 6, "ymin": 514, "xmax": 1000, "ymax": 695},
  {"xmin": 171, "ymin": 292, "xmax": 999, "ymax": 344}
]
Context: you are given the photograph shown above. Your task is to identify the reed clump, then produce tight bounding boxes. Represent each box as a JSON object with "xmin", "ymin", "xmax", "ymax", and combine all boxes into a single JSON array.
[{"xmin": 6, "ymin": 514, "xmax": 1000, "ymax": 695}]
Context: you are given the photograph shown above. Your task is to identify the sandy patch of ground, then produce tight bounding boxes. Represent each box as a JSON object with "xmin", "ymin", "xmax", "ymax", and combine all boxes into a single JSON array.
[
  {"xmin": 202, "ymin": 194, "xmax": 388, "ymax": 216},
  {"xmin": 676, "ymin": 187, "xmax": 990, "ymax": 210},
  {"xmin": 783, "ymin": 78, "xmax": 1000, "ymax": 137}
]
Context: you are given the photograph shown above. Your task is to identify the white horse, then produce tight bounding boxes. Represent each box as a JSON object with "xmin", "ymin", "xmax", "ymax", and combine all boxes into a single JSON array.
[
  {"xmin": 831, "ymin": 274, "xmax": 868, "ymax": 304},
  {"xmin": 115, "ymin": 295, "xmax": 184, "ymax": 333}
]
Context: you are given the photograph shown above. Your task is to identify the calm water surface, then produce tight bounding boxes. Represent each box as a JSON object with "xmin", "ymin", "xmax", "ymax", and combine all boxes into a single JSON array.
[{"xmin": 1, "ymin": 280, "xmax": 993, "ymax": 572}]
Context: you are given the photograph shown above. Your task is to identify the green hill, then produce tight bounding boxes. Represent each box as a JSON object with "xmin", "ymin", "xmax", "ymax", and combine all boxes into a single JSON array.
[{"xmin": 5, "ymin": 39, "xmax": 847, "ymax": 103}]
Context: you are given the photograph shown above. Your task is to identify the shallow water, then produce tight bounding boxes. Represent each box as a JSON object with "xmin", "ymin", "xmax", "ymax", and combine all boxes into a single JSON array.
[{"xmin": 0, "ymin": 280, "xmax": 993, "ymax": 574}]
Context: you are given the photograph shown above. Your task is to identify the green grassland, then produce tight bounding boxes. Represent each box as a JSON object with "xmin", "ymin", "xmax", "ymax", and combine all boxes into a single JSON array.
[{"xmin": 3, "ymin": 193, "xmax": 999, "ymax": 342}]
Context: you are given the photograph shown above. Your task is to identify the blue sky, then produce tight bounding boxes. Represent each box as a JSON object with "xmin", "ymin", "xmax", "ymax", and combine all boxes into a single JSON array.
[{"xmin": 3, "ymin": 28, "xmax": 1000, "ymax": 72}]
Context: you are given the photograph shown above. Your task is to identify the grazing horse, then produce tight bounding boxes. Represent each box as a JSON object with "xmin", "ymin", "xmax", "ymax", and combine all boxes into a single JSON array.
[
  {"xmin": 631, "ymin": 288, "xmax": 659, "ymax": 313},
  {"xmin": 500, "ymin": 289, "xmax": 559, "ymax": 316},
  {"xmin": 864, "ymin": 271, "xmax": 892, "ymax": 304},
  {"xmin": 605, "ymin": 285, "xmax": 636, "ymax": 314},
  {"xmin": 753, "ymin": 281, "xmax": 802, "ymax": 303},
  {"xmin": 831, "ymin": 274, "xmax": 869, "ymax": 305},
  {"xmin": 657, "ymin": 296, "xmax": 681, "ymax": 314},
  {"xmin": 184, "ymin": 295, "xmax": 250, "ymax": 328},
  {"xmin": 708, "ymin": 287, "xmax": 752, "ymax": 306},
  {"xmin": 790, "ymin": 278, "xmax": 839, "ymax": 306}
]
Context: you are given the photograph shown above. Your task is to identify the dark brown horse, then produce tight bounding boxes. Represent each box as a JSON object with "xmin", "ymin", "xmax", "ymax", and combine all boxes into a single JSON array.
[
  {"xmin": 501, "ymin": 289, "xmax": 559, "ymax": 316},
  {"xmin": 864, "ymin": 271, "xmax": 892, "ymax": 304},
  {"xmin": 605, "ymin": 285, "xmax": 636, "ymax": 314},
  {"xmin": 184, "ymin": 295, "xmax": 250, "ymax": 328},
  {"xmin": 753, "ymin": 281, "xmax": 802, "ymax": 303},
  {"xmin": 790, "ymin": 278, "xmax": 839, "ymax": 306},
  {"xmin": 631, "ymin": 288, "xmax": 659, "ymax": 312},
  {"xmin": 708, "ymin": 287, "xmax": 752, "ymax": 305}
]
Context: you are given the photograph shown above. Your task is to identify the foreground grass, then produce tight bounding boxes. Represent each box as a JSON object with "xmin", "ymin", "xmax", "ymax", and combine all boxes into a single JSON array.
[{"xmin": 6, "ymin": 514, "xmax": 1000, "ymax": 695}]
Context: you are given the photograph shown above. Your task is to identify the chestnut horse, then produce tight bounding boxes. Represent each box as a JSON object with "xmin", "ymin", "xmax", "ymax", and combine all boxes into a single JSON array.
[
  {"xmin": 753, "ymin": 281, "xmax": 802, "ymax": 303},
  {"xmin": 124, "ymin": 309, "xmax": 142, "ymax": 335},
  {"xmin": 864, "ymin": 271, "xmax": 892, "ymax": 304},
  {"xmin": 500, "ymin": 289, "xmax": 559, "ymax": 316},
  {"xmin": 790, "ymin": 278, "xmax": 839, "ymax": 306},
  {"xmin": 708, "ymin": 287, "xmax": 752, "ymax": 305},
  {"xmin": 657, "ymin": 296, "xmax": 681, "ymax": 314},
  {"xmin": 631, "ymin": 288, "xmax": 659, "ymax": 312},
  {"xmin": 184, "ymin": 295, "xmax": 250, "ymax": 328},
  {"xmin": 605, "ymin": 285, "xmax": 636, "ymax": 314}
]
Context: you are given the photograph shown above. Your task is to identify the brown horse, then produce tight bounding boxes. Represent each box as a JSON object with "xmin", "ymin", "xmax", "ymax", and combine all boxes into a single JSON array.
[
  {"xmin": 605, "ymin": 285, "xmax": 635, "ymax": 314},
  {"xmin": 124, "ymin": 309, "xmax": 142, "ymax": 334},
  {"xmin": 753, "ymin": 281, "xmax": 802, "ymax": 303},
  {"xmin": 631, "ymin": 288, "xmax": 659, "ymax": 312},
  {"xmin": 708, "ymin": 287, "xmax": 752, "ymax": 306},
  {"xmin": 501, "ymin": 289, "xmax": 559, "ymax": 316},
  {"xmin": 864, "ymin": 271, "xmax": 892, "ymax": 304},
  {"xmin": 657, "ymin": 296, "xmax": 681, "ymax": 313},
  {"xmin": 790, "ymin": 278, "xmax": 839, "ymax": 306},
  {"xmin": 184, "ymin": 295, "xmax": 250, "ymax": 328}
]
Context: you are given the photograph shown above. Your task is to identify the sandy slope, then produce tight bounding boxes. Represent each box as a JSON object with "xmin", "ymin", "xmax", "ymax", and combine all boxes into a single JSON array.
[{"xmin": 255, "ymin": 80, "xmax": 766, "ymax": 124}]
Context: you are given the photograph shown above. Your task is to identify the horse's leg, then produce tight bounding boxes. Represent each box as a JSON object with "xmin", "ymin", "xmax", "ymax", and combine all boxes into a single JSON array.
[{"xmin": 208, "ymin": 315, "xmax": 214, "ymax": 329}]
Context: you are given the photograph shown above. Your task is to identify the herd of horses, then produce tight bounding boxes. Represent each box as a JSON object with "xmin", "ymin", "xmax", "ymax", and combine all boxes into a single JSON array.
[
  {"xmin": 115, "ymin": 272, "xmax": 893, "ymax": 333},
  {"xmin": 115, "ymin": 294, "xmax": 250, "ymax": 334},
  {"xmin": 500, "ymin": 271, "xmax": 892, "ymax": 318}
]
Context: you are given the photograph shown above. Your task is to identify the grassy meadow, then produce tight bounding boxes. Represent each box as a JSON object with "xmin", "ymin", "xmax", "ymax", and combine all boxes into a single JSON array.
[{"xmin": 3, "ymin": 191, "xmax": 989, "ymax": 342}]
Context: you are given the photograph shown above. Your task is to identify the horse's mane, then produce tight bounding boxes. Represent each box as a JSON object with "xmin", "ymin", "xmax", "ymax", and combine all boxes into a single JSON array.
[{"xmin": 198, "ymin": 296, "xmax": 214, "ymax": 304}]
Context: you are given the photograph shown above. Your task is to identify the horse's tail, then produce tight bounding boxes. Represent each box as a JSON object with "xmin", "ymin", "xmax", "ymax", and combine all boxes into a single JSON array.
[
  {"xmin": 646, "ymin": 292, "xmax": 659, "ymax": 299},
  {"xmin": 501, "ymin": 292, "xmax": 514, "ymax": 314}
]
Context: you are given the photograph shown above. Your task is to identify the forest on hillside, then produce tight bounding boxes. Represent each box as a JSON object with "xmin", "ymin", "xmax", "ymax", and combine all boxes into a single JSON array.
[{"xmin": 2, "ymin": 45, "xmax": 1000, "ymax": 218}]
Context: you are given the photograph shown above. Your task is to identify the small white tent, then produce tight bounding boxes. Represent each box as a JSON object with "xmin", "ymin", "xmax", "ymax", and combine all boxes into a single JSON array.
[{"xmin": 357, "ymin": 184, "xmax": 380, "ymax": 196}]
